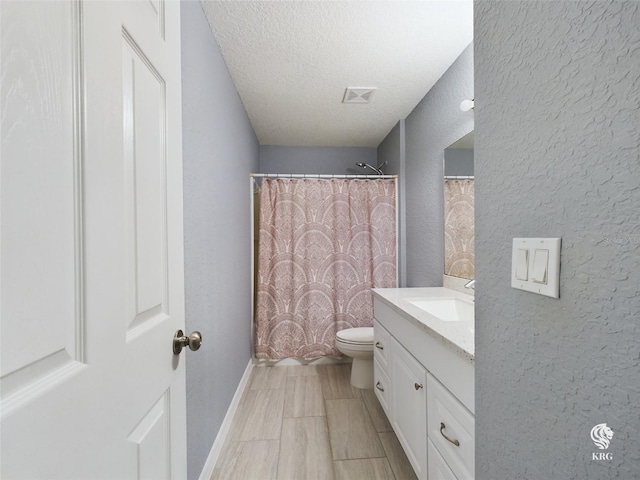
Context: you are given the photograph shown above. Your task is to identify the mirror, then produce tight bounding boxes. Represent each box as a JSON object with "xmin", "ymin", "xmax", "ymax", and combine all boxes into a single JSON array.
[{"xmin": 443, "ymin": 131, "xmax": 474, "ymax": 280}]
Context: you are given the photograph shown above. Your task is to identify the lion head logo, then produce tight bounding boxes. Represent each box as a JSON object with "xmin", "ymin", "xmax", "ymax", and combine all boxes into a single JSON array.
[{"xmin": 590, "ymin": 423, "xmax": 614, "ymax": 450}]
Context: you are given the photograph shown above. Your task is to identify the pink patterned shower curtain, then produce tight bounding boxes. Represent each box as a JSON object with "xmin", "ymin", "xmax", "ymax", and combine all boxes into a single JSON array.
[
  {"xmin": 444, "ymin": 179, "xmax": 474, "ymax": 279},
  {"xmin": 255, "ymin": 178, "xmax": 396, "ymax": 360}
]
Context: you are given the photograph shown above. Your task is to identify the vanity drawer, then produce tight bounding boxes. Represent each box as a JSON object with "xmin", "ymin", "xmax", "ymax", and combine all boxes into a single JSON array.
[
  {"xmin": 428, "ymin": 439, "xmax": 458, "ymax": 480},
  {"xmin": 427, "ymin": 374, "xmax": 474, "ymax": 480},
  {"xmin": 373, "ymin": 357, "xmax": 391, "ymax": 416},
  {"xmin": 373, "ymin": 319, "xmax": 392, "ymax": 370}
]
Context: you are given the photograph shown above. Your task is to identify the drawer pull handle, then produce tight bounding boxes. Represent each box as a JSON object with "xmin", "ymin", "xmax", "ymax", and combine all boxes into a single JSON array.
[
  {"xmin": 375, "ymin": 381, "xmax": 385, "ymax": 392},
  {"xmin": 375, "ymin": 342, "xmax": 384, "ymax": 350},
  {"xmin": 440, "ymin": 422, "xmax": 460, "ymax": 447},
  {"xmin": 414, "ymin": 383, "xmax": 423, "ymax": 390}
]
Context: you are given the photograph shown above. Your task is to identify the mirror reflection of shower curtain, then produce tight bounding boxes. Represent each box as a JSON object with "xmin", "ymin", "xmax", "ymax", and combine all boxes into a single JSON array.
[
  {"xmin": 255, "ymin": 178, "xmax": 396, "ymax": 360},
  {"xmin": 444, "ymin": 179, "xmax": 474, "ymax": 279}
]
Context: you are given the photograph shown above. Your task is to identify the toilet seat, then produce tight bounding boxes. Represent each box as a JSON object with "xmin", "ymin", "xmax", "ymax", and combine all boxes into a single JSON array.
[{"xmin": 336, "ymin": 327, "xmax": 373, "ymax": 345}]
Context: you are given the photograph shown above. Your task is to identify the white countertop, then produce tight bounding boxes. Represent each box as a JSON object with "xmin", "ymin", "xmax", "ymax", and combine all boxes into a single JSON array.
[{"xmin": 372, "ymin": 287, "xmax": 475, "ymax": 361}]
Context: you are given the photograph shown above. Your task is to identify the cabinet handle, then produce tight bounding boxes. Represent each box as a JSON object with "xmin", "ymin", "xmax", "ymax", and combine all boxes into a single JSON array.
[
  {"xmin": 414, "ymin": 383, "xmax": 423, "ymax": 390},
  {"xmin": 375, "ymin": 381, "xmax": 385, "ymax": 392},
  {"xmin": 440, "ymin": 422, "xmax": 460, "ymax": 447},
  {"xmin": 375, "ymin": 342, "xmax": 384, "ymax": 350}
]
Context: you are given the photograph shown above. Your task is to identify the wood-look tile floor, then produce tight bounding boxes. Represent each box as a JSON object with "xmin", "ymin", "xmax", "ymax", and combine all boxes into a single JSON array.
[{"xmin": 212, "ymin": 364, "xmax": 418, "ymax": 480}]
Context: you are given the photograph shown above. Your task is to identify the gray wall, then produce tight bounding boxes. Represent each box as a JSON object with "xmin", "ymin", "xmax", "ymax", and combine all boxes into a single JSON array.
[
  {"xmin": 260, "ymin": 145, "xmax": 377, "ymax": 174},
  {"xmin": 377, "ymin": 121, "xmax": 403, "ymax": 176},
  {"xmin": 181, "ymin": 2, "xmax": 259, "ymax": 478},
  {"xmin": 444, "ymin": 148, "xmax": 474, "ymax": 177},
  {"xmin": 475, "ymin": 1, "xmax": 640, "ymax": 478},
  {"xmin": 378, "ymin": 120, "xmax": 406, "ymax": 285},
  {"xmin": 391, "ymin": 44, "xmax": 474, "ymax": 287}
]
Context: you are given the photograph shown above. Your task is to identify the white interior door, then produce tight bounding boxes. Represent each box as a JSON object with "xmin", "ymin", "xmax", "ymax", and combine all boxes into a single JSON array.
[{"xmin": 1, "ymin": 1, "xmax": 187, "ymax": 478}]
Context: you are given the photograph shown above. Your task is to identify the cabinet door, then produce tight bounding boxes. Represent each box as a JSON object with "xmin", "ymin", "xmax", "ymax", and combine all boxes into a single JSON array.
[
  {"xmin": 373, "ymin": 320, "xmax": 392, "ymax": 417},
  {"xmin": 391, "ymin": 338, "xmax": 427, "ymax": 480},
  {"xmin": 374, "ymin": 357, "xmax": 391, "ymax": 416}
]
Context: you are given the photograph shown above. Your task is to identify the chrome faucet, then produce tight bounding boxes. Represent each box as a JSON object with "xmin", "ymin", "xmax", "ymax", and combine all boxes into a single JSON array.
[{"xmin": 464, "ymin": 279, "xmax": 475, "ymax": 290}]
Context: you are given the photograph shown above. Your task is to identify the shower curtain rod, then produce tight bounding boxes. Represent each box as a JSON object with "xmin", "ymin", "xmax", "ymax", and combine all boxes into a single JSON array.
[
  {"xmin": 251, "ymin": 173, "xmax": 398, "ymax": 179},
  {"xmin": 444, "ymin": 175, "xmax": 474, "ymax": 180}
]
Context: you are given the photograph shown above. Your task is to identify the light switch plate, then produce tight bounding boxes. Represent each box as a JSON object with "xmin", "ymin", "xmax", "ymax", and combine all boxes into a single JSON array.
[{"xmin": 511, "ymin": 238, "xmax": 561, "ymax": 298}]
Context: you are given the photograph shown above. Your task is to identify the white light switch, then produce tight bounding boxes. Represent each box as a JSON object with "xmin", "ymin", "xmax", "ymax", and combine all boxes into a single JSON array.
[
  {"xmin": 532, "ymin": 249, "xmax": 549, "ymax": 284},
  {"xmin": 511, "ymin": 238, "xmax": 561, "ymax": 298},
  {"xmin": 515, "ymin": 249, "xmax": 529, "ymax": 280}
]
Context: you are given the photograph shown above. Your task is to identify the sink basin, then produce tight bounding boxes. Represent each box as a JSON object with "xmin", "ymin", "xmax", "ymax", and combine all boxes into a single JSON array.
[{"xmin": 408, "ymin": 297, "xmax": 474, "ymax": 322}]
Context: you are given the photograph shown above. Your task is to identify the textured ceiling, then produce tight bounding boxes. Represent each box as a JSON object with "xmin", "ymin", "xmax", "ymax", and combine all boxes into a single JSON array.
[{"xmin": 201, "ymin": 1, "xmax": 473, "ymax": 147}]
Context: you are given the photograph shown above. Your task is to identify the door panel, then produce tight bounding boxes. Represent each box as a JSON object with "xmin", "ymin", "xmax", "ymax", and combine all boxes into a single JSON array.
[
  {"xmin": 122, "ymin": 29, "xmax": 169, "ymax": 337},
  {"xmin": 0, "ymin": 0, "xmax": 85, "ymax": 417},
  {"xmin": 127, "ymin": 391, "xmax": 171, "ymax": 480}
]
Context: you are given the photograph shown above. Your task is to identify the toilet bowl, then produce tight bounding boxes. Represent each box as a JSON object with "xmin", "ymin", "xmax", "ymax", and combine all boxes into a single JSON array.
[{"xmin": 335, "ymin": 327, "xmax": 374, "ymax": 389}]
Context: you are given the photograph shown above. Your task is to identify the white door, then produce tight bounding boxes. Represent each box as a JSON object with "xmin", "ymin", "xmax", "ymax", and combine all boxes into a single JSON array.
[{"xmin": 1, "ymin": 1, "xmax": 188, "ymax": 478}]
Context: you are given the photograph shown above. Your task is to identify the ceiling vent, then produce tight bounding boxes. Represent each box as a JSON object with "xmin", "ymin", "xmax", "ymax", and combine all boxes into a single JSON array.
[{"xmin": 343, "ymin": 87, "xmax": 376, "ymax": 104}]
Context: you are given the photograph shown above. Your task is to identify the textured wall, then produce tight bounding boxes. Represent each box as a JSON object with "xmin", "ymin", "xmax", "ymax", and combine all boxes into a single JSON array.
[
  {"xmin": 404, "ymin": 44, "xmax": 474, "ymax": 286},
  {"xmin": 259, "ymin": 145, "xmax": 377, "ymax": 175},
  {"xmin": 181, "ymin": 2, "xmax": 259, "ymax": 478},
  {"xmin": 444, "ymin": 148, "xmax": 474, "ymax": 176},
  {"xmin": 378, "ymin": 120, "xmax": 406, "ymax": 286},
  {"xmin": 377, "ymin": 121, "xmax": 403, "ymax": 176},
  {"xmin": 475, "ymin": 1, "xmax": 640, "ymax": 478}
]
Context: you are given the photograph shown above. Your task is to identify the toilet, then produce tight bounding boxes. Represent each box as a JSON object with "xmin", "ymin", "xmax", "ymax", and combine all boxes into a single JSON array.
[{"xmin": 335, "ymin": 327, "xmax": 374, "ymax": 389}]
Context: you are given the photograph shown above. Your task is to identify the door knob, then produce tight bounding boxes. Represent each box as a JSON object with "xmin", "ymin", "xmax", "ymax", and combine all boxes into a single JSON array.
[{"xmin": 173, "ymin": 329, "xmax": 202, "ymax": 355}]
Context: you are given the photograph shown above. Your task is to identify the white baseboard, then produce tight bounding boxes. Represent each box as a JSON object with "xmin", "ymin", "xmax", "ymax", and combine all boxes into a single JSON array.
[{"xmin": 198, "ymin": 359, "xmax": 253, "ymax": 480}]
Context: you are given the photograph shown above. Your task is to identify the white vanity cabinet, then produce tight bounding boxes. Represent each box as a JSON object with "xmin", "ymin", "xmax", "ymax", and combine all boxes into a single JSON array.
[
  {"xmin": 374, "ymin": 320, "xmax": 427, "ymax": 478},
  {"xmin": 372, "ymin": 291, "xmax": 475, "ymax": 480}
]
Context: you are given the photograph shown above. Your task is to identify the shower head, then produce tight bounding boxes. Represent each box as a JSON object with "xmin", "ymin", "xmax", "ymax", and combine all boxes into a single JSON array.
[{"xmin": 356, "ymin": 162, "xmax": 384, "ymax": 175}]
